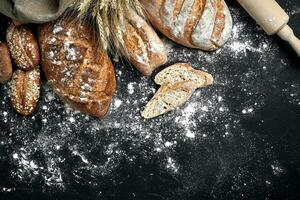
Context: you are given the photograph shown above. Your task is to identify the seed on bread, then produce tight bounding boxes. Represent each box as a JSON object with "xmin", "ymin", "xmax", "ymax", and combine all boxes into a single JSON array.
[
  {"xmin": 6, "ymin": 23, "xmax": 40, "ymax": 71},
  {"xmin": 0, "ymin": 42, "xmax": 13, "ymax": 84},
  {"xmin": 10, "ymin": 67, "xmax": 41, "ymax": 116}
]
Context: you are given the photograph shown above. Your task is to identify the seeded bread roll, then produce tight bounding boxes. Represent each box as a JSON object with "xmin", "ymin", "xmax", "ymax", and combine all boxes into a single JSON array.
[
  {"xmin": 10, "ymin": 68, "xmax": 41, "ymax": 116},
  {"xmin": 39, "ymin": 19, "xmax": 116, "ymax": 118},
  {"xmin": 0, "ymin": 42, "xmax": 13, "ymax": 84},
  {"xmin": 155, "ymin": 63, "xmax": 214, "ymax": 87},
  {"xmin": 123, "ymin": 9, "xmax": 168, "ymax": 76},
  {"xmin": 6, "ymin": 23, "xmax": 40, "ymax": 71},
  {"xmin": 139, "ymin": 0, "xmax": 233, "ymax": 51}
]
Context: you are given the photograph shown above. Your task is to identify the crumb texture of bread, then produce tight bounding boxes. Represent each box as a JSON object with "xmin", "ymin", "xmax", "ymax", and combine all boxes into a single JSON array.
[
  {"xmin": 155, "ymin": 63, "xmax": 214, "ymax": 87},
  {"xmin": 38, "ymin": 19, "xmax": 116, "ymax": 118},
  {"xmin": 141, "ymin": 81, "xmax": 196, "ymax": 119},
  {"xmin": 142, "ymin": 63, "xmax": 214, "ymax": 119}
]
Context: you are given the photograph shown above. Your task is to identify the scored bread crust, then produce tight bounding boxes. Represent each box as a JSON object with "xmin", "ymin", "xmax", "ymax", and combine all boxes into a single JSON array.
[
  {"xmin": 141, "ymin": 81, "xmax": 197, "ymax": 119},
  {"xmin": 124, "ymin": 9, "xmax": 168, "ymax": 76},
  {"xmin": 139, "ymin": 0, "xmax": 232, "ymax": 51},
  {"xmin": 38, "ymin": 19, "xmax": 116, "ymax": 118},
  {"xmin": 155, "ymin": 63, "xmax": 214, "ymax": 87}
]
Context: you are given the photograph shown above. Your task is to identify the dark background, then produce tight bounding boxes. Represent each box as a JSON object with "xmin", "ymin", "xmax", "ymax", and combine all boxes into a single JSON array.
[{"xmin": 1, "ymin": 0, "xmax": 300, "ymax": 200}]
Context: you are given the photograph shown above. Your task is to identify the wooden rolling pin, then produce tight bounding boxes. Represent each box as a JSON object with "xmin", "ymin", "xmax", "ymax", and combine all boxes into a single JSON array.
[{"xmin": 237, "ymin": 0, "xmax": 300, "ymax": 57}]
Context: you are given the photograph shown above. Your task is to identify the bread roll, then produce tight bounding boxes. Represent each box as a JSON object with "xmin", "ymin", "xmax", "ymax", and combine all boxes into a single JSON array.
[
  {"xmin": 139, "ymin": 0, "xmax": 233, "ymax": 51},
  {"xmin": 123, "ymin": 9, "xmax": 168, "ymax": 76},
  {"xmin": 10, "ymin": 67, "xmax": 41, "ymax": 116},
  {"xmin": 38, "ymin": 19, "xmax": 116, "ymax": 117},
  {"xmin": 0, "ymin": 42, "xmax": 13, "ymax": 84},
  {"xmin": 6, "ymin": 23, "xmax": 40, "ymax": 71}
]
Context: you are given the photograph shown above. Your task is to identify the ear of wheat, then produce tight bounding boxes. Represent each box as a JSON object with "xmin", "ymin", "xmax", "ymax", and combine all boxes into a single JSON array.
[{"xmin": 73, "ymin": 0, "xmax": 145, "ymax": 52}]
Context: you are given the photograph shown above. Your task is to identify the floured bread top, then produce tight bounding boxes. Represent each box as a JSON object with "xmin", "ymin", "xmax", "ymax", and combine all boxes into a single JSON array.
[{"xmin": 39, "ymin": 19, "xmax": 116, "ymax": 105}]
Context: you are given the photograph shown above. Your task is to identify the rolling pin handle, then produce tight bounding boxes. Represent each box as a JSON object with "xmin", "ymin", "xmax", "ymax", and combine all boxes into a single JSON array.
[{"xmin": 277, "ymin": 25, "xmax": 300, "ymax": 57}]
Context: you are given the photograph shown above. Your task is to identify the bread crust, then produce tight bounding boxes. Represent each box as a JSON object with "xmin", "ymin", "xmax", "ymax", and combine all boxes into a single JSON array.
[
  {"xmin": 124, "ymin": 10, "xmax": 168, "ymax": 76},
  {"xmin": 0, "ymin": 42, "xmax": 13, "ymax": 84},
  {"xmin": 38, "ymin": 19, "xmax": 116, "ymax": 118},
  {"xmin": 139, "ymin": 0, "xmax": 232, "ymax": 51}
]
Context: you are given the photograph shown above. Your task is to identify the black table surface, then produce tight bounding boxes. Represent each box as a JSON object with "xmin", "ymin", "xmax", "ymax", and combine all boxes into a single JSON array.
[{"xmin": 1, "ymin": 1, "xmax": 300, "ymax": 200}]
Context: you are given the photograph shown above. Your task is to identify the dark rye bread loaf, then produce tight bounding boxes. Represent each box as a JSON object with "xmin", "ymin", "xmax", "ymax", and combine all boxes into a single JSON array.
[
  {"xmin": 38, "ymin": 19, "xmax": 116, "ymax": 117},
  {"xmin": 139, "ymin": 0, "xmax": 233, "ymax": 51}
]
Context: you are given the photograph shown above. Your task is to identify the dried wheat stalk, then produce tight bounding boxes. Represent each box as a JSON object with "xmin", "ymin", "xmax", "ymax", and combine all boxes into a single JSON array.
[{"xmin": 73, "ymin": 0, "xmax": 145, "ymax": 52}]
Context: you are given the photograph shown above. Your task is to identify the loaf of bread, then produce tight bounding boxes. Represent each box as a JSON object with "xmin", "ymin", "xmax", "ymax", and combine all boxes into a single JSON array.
[
  {"xmin": 38, "ymin": 19, "xmax": 116, "ymax": 117},
  {"xmin": 139, "ymin": 0, "xmax": 233, "ymax": 51},
  {"xmin": 0, "ymin": 42, "xmax": 13, "ymax": 84},
  {"xmin": 123, "ymin": 9, "xmax": 168, "ymax": 76},
  {"xmin": 6, "ymin": 23, "xmax": 40, "ymax": 71},
  {"xmin": 142, "ymin": 63, "xmax": 213, "ymax": 119}
]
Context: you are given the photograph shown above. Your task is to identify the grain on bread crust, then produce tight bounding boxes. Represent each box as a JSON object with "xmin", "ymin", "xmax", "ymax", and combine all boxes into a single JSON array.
[
  {"xmin": 6, "ymin": 23, "xmax": 40, "ymax": 71},
  {"xmin": 10, "ymin": 67, "xmax": 41, "ymax": 116},
  {"xmin": 38, "ymin": 18, "xmax": 116, "ymax": 118}
]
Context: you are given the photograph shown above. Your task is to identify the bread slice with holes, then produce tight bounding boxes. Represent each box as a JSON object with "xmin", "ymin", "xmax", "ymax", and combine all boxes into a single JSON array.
[
  {"xmin": 155, "ymin": 63, "xmax": 214, "ymax": 88},
  {"xmin": 141, "ymin": 81, "xmax": 197, "ymax": 119},
  {"xmin": 142, "ymin": 63, "xmax": 214, "ymax": 119}
]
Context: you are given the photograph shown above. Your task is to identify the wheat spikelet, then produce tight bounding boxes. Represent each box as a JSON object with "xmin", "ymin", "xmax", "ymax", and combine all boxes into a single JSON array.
[{"xmin": 73, "ymin": 0, "xmax": 145, "ymax": 52}]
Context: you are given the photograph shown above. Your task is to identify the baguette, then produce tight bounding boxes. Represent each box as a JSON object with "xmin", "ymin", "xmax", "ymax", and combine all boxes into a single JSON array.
[
  {"xmin": 123, "ymin": 9, "xmax": 168, "ymax": 76},
  {"xmin": 139, "ymin": 0, "xmax": 232, "ymax": 51}
]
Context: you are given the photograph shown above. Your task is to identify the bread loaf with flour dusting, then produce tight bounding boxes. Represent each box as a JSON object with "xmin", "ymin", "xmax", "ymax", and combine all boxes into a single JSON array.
[
  {"xmin": 139, "ymin": 0, "xmax": 233, "ymax": 51},
  {"xmin": 39, "ymin": 19, "xmax": 116, "ymax": 117}
]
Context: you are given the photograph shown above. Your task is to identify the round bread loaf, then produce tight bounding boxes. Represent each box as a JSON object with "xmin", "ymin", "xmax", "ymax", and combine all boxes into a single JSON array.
[
  {"xmin": 139, "ymin": 0, "xmax": 233, "ymax": 51},
  {"xmin": 38, "ymin": 19, "xmax": 116, "ymax": 117}
]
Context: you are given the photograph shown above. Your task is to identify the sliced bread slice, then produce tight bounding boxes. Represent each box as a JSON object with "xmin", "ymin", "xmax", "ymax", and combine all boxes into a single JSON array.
[
  {"xmin": 154, "ymin": 63, "xmax": 214, "ymax": 88},
  {"xmin": 141, "ymin": 81, "xmax": 197, "ymax": 119}
]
